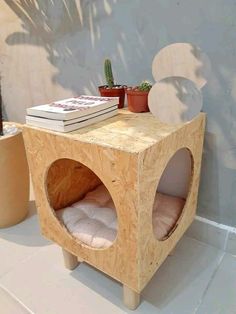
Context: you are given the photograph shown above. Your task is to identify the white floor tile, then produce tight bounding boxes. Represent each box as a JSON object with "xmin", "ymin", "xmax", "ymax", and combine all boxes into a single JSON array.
[
  {"xmin": 0, "ymin": 236, "xmax": 224, "ymax": 314},
  {"xmin": 0, "ymin": 286, "xmax": 32, "ymax": 314},
  {"xmin": 0, "ymin": 201, "xmax": 50, "ymax": 277},
  {"xmin": 196, "ymin": 254, "xmax": 236, "ymax": 314},
  {"xmin": 226, "ymin": 229, "xmax": 236, "ymax": 255},
  {"xmin": 142, "ymin": 236, "xmax": 224, "ymax": 314},
  {"xmin": 186, "ymin": 218, "xmax": 228, "ymax": 250},
  {"xmin": 0, "ymin": 245, "xmax": 126, "ymax": 314},
  {"xmin": 0, "ymin": 198, "xmax": 231, "ymax": 314}
]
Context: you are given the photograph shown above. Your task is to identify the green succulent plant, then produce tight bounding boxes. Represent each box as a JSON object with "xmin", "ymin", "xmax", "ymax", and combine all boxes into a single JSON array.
[
  {"xmin": 104, "ymin": 59, "xmax": 114, "ymax": 88},
  {"xmin": 138, "ymin": 80, "xmax": 152, "ymax": 92}
]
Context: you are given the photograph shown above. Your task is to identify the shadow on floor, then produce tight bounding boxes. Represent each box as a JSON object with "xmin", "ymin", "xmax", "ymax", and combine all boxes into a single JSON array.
[
  {"xmin": 69, "ymin": 237, "xmax": 223, "ymax": 313},
  {"xmin": 0, "ymin": 201, "xmax": 50, "ymax": 247}
]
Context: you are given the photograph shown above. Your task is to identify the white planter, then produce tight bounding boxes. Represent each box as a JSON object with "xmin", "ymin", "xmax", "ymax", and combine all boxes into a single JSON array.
[{"xmin": 0, "ymin": 126, "xmax": 29, "ymax": 228}]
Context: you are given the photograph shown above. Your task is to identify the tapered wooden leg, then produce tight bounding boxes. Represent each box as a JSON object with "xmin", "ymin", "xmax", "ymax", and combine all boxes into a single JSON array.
[
  {"xmin": 62, "ymin": 248, "xmax": 79, "ymax": 270},
  {"xmin": 123, "ymin": 285, "xmax": 140, "ymax": 310}
]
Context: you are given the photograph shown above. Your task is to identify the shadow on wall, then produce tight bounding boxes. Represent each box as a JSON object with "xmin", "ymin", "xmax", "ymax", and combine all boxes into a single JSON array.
[
  {"xmin": 0, "ymin": 58, "xmax": 8, "ymax": 120},
  {"xmin": 4, "ymin": 0, "xmax": 121, "ymax": 95},
  {"xmin": 3, "ymin": 0, "xmax": 236, "ymax": 225}
]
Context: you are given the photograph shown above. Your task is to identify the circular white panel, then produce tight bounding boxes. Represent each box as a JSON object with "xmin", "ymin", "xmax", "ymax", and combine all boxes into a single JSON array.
[
  {"xmin": 152, "ymin": 43, "xmax": 210, "ymax": 89},
  {"xmin": 148, "ymin": 77, "xmax": 203, "ymax": 125}
]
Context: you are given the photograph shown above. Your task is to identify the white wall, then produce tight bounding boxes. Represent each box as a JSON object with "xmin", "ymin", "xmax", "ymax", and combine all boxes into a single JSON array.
[{"xmin": 1, "ymin": 0, "xmax": 236, "ymax": 226}]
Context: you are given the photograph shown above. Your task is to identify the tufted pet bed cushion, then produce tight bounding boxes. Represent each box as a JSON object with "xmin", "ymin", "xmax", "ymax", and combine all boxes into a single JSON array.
[{"xmin": 56, "ymin": 184, "xmax": 185, "ymax": 249}]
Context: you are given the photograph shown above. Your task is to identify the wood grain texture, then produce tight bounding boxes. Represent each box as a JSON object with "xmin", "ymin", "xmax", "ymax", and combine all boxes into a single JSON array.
[
  {"xmin": 152, "ymin": 43, "xmax": 210, "ymax": 89},
  {"xmin": 137, "ymin": 113, "xmax": 206, "ymax": 290},
  {"xmin": 23, "ymin": 109, "xmax": 196, "ymax": 153},
  {"xmin": 62, "ymin": 248, "xmax": 79, "ymax": 270},
  {"xmin": 123, "ymin": 285, "xmax": 140, "ymax": 310},
  {"xmin": 23, "ymin": 109, "xmax": 206, "ymax": 295},
  {"xmin": 148, "ymin": 78, "xmax": 203, "ymax": 125},
  {"xmin": 0, "ymin": 124, "xmax": 29, "ymax": 228},
  {"xmin": 46, "ymin": 159, "xmax": 101, "ymax": 210}
]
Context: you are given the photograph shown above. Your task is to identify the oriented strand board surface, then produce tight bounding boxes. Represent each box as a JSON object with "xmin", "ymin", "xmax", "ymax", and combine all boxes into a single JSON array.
[
  {"xmin": 137, "ymin": 115, "xmax": 205, "ymax": 290},
  {"xmin": 23, "ymin": 109, "xmax": 206, "ymax": 293},
  {"xmin": 46, "ymin": 159, "xmax": 101, "ymax": 210},
  {"xmin": 24, "ymin": 109, "xmax": 198, "ymax": 153}
]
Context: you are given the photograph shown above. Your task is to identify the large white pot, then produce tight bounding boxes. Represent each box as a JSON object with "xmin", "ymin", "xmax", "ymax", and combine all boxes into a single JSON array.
[{"xmin": 0, "ymin": 127, "xmax": 29, "ymax": 228}]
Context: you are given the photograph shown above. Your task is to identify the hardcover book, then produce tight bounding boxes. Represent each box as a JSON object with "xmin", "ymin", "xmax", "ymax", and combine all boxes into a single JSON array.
[
  {"xmin": 26, "ymin": 107, "xmax": 118, "ymax": 133},
  {"xmin": 26, "ymin": 95, "xmax": 119, "ymax": 120}
]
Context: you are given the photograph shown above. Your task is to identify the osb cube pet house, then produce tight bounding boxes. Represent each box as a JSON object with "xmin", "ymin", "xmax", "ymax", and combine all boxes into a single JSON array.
[{"xmin": 23, "ymin": 110, "xmax": 205, "ymax": 310}]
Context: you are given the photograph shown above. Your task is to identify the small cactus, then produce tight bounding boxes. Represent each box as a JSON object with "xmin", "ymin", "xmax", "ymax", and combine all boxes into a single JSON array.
[
  {"xmin": 138, "ymin": 80, "xmax": 152, "ymax": 92},
  {"xmin": 104, "ymin": 59, "xmax": 114, "ymax": 88}
]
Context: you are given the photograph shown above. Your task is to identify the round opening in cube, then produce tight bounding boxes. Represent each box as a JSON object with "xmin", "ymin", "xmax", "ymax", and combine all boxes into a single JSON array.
[
  {"xmin": 46, "ymin": 158, "xmax": 118, "ymax": 249},
  {"xmin": 152, "ymin": 148, "xmax": 193, "ymax": 241}
]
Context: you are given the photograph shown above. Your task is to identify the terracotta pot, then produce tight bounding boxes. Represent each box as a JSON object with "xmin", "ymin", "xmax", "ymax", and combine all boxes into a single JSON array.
[
  {"xmin": 98, "ymin": 85, "xmax": 126, "ymax": 109},
  {"xmin": 126, "ymin": 89, "xmax": 150, "ymax": 113},
  {"xmin": 0, "ymin": 128, "xmax": 29, "ymax": 228}
]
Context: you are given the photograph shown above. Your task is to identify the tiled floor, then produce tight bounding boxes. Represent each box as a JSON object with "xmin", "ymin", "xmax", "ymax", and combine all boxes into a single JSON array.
[{"xmin": 0, "ymin": 202, "xmax": 235, "ymax": 314}]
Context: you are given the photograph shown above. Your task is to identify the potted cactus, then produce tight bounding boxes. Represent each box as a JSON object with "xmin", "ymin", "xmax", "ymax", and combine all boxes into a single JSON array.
[
  {"xmin": 98, "ymin": 59, "xmax": 126, "ymax": 108},
  {"xmin": 126, "ymin": 80, "xmax": 152, "ymax": 113},
  {"xmin": 0, "ymin": 78, "xmax": 30, "ymax": 228}
]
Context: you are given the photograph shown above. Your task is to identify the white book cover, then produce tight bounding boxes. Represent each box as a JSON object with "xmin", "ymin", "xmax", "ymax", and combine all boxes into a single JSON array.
[
  {"xmin": 26, "ymin": 108, "xmax": 118, "ymax": 133},
  {"xmin": 26, "ymin": 95, "xmax": 119, "ymax": 120},
  {"xmin": 26, "ymin": 105, "xmax": 118, "ymax": 126}
]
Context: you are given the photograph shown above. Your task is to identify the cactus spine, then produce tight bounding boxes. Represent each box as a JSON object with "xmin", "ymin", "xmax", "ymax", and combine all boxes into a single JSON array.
[{"xmin": 104, "ymin": 59, "xmax": 114, "ymax": 88}]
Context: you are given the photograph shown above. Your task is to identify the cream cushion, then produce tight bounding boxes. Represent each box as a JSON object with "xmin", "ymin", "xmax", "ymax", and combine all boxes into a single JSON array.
[{"xmin": 57, "ymin": 184, "xmax": 185, "ymax": 248}]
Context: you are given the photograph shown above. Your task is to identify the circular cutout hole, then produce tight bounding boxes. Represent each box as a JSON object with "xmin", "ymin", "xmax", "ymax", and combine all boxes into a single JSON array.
[
  {"xmin": 46, "ymin": 158, "xmax": 118, "ymax": 249},
  {"xmin": 152, "ymin": 148, "xmax": 193, "ymax": 241}
]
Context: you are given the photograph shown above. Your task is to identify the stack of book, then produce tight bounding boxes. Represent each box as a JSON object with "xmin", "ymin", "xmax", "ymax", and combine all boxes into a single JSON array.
[{"xmin": 26, "ymin": 95, "xmax": 119, "ymax": 133}]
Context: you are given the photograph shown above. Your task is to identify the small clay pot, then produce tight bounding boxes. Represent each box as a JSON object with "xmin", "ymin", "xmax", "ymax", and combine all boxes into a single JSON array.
[
  {"xmin": 126, "ymin": 88, "xmax": 150, "ymax": 113},
  {"xmin": 98, "ymin": 85, "xmax": 126, "ymax": 109}
]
